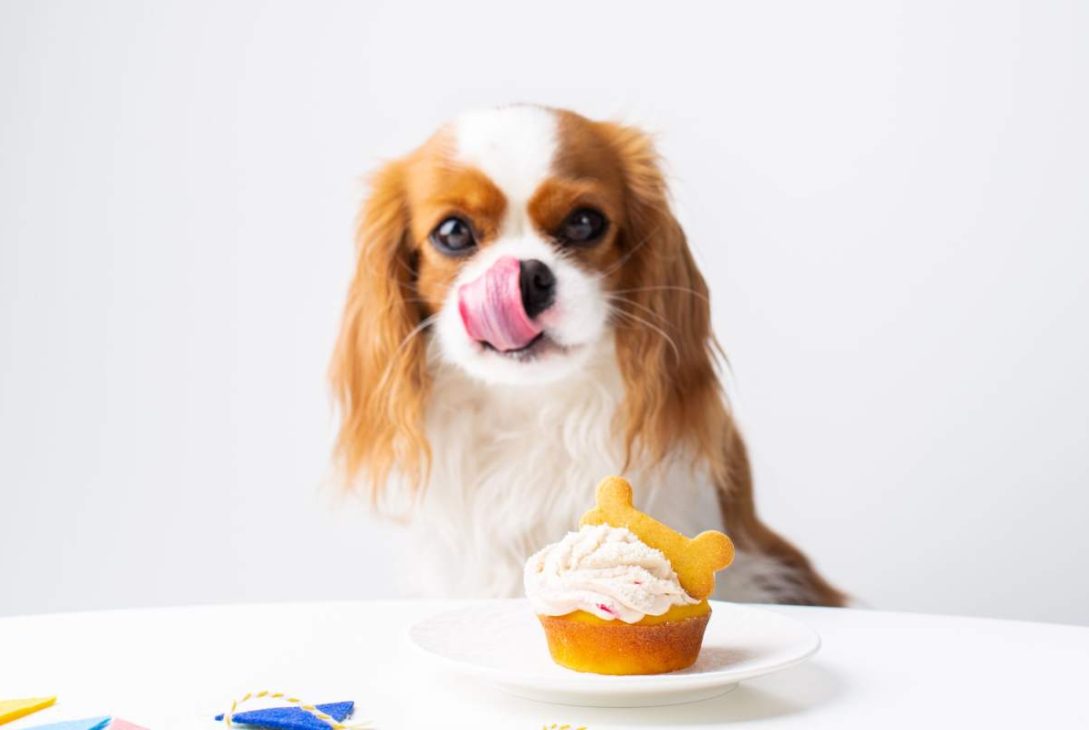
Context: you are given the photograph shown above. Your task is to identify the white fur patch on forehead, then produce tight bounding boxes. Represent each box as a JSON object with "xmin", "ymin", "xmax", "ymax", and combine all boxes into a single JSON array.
[{"xmin": 452, "ymin": 106, "xmax": 558, "ymax": 206}]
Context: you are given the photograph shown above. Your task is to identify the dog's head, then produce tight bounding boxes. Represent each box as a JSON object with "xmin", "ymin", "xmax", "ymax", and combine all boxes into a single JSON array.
[{"xmin": 331, "ymin": 106, "xmax": 724, "ymax": 494}]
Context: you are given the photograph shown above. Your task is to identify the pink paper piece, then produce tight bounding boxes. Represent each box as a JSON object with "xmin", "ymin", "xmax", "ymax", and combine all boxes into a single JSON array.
[{"xmin": 107, "ymin": 720, "xmax": 148, "ymax": 730}]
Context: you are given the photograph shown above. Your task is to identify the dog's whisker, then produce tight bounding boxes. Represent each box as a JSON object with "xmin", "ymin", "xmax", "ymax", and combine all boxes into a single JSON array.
[
  {"xmin": 604, "ymin": 294, "xmax": 672, "ymax": 326},
  {"xmin": 607, "ymin": 304, "xmax": 681, "ymax": 363},
  {"xmin": 374, "ymin": 313, "xmax": 440, "ymax": 394},
  {"xmin": 609, "ymin": 285, "xmax": 710, "ymax": 303},
  {"xmin": 599, "ymin": 225, "xmax": 662, "ymax": 278}
]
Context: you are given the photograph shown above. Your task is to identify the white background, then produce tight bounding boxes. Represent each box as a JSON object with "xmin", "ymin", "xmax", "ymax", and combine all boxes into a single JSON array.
[{"xmin": 2, "ymin": 0, "xmax": 1087, "ymax": 624}]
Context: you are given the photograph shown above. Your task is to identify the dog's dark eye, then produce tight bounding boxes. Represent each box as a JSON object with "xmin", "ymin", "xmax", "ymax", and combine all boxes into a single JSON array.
[
  {"xmin": 558, "ymin": 208, "xmax": 607, "ymax": 245},
  {"xmin": 430, "ymin": 217, "xmax": 477, "ymax": 256}
]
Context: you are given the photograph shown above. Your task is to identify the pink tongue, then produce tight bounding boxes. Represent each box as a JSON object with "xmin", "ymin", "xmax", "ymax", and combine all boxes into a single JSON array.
[{"xmin": 458, "ymin": 256, "xmax": 543, "ymax": 352}]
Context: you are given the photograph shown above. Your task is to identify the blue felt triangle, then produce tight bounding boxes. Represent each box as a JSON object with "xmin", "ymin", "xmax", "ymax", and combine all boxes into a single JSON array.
[
  {"xmin": 25, "ymin": 717, "xmax": 111, "ymax": 730},
  {"xmin": 214, "ymin": 701, "xmax": 353, "ymax": 730}
]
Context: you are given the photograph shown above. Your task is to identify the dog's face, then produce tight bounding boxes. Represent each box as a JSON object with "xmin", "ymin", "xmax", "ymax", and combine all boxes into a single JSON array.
[
  {"xmin": 332, "ymin": 106, "xmax": 722, "ymax": 490},
  {"xmin": 405, "ymin": 107, "xmax": 628, "ymax": 385}
]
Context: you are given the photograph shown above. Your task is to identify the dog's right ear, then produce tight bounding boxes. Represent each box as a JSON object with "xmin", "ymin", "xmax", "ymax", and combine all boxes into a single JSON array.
[
  {"xmin": 330, "ymin": 160, "xmax": 431, "ymax": 500},
  {"xmin": 596, "ymin": 121, "xmax": 725, "ymax": 478}
]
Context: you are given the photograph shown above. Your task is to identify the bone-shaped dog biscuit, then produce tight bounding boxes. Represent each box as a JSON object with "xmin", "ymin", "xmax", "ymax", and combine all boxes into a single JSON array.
[{"xmin": 580, "ymin": 476, "xmax": 734, "ymax": 600}]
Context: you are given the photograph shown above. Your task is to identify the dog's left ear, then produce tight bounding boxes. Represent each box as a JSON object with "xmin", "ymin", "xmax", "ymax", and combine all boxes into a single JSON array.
[
  {"xmin": 330, "ymin": 159, "xmax": 430, "ymax": 499},
  {"xmin": 598, "ymin": 122, "xmax": 728, "ymax": 474}
]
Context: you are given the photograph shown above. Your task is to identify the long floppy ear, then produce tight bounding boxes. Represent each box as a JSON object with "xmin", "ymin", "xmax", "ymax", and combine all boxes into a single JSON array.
[
  {"xmin": 604, "ymin": 124, "xmax": 847, "ymax": 606},
  {"xmin": 329, "ymin": 160, "xmax": 430, "ymax": 499},
  {"xmin": 601, "ymin": 123, "xmax": 729, "ymax": 477}
]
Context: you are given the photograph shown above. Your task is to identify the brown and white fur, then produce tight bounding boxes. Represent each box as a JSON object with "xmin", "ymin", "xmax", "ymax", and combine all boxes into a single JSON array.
[{"xmin": 330, "ymin": 105, "xmax": 845, "ymax": 606}]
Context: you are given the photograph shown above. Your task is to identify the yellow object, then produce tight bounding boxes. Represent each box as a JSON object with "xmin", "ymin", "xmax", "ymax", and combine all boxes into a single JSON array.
[
  {"xmin": 580, "ymin": 475, "xmax": 734, "ymax": 600},
  {"xmin": 0, "ymin": 696, "xmax": 56, "ymax": 725},
  {"xmin": 536, "ymin": 475, "xmax": 736, "ymax": 674},
  {"xmin": 539, "ymin": 612, "xmax": 711, "ymax": 674}
]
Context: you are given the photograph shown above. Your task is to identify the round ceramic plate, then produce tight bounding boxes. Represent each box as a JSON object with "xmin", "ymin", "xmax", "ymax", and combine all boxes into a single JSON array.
[{"xmin": 408, "ymin": 599, "xmax": 820, "ymax": 707}]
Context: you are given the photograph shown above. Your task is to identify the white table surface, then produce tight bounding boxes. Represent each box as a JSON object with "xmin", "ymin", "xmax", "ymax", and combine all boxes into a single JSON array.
[{"xmin": 1, "ymin": 600, "xmax": 1087, "ymax": 729}]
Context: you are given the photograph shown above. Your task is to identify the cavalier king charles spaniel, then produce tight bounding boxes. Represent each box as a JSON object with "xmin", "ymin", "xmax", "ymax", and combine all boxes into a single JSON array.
[{"xmin": 331, "ymin": 105, "xmax": 844, "ymax": 606}]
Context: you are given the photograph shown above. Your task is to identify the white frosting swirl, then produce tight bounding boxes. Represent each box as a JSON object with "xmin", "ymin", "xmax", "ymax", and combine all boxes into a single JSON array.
[{"xmin": 523, "ymin": 524, "xmax": 698, "ymax": 623}]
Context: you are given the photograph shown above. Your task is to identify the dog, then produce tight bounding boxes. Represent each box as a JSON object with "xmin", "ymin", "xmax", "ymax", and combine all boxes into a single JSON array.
[{"xmin": 330, "ymin": 105, "xmax": 845, "ymax": 606}]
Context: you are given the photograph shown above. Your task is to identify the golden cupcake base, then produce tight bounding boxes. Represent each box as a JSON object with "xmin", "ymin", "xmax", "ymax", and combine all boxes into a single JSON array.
[{"xmin": 537, "ymin": 607, "xmax": 711, "ymax": 675}]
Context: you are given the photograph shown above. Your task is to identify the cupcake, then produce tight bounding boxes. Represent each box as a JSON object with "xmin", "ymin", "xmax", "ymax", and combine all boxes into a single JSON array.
[{"xmin": 524, "ymin": 476, "xmax": 734, "ymax": 675}]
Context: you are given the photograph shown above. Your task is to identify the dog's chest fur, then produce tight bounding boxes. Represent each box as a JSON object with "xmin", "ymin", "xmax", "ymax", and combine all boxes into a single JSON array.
[{"xmin": 392, "ymin": 340, "xmax": 725, "ymax": 598}]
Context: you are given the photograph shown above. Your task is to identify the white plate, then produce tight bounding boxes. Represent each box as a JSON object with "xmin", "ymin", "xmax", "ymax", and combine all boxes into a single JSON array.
[{"xmin": 408, "ymin": 599, "xmax": 820, "ymax": 707}]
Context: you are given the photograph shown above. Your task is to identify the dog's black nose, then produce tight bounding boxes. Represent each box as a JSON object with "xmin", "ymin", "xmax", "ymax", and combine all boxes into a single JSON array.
[{"xmin": 519, "ymin": 259, "xmax": 556, "ymax": 319}]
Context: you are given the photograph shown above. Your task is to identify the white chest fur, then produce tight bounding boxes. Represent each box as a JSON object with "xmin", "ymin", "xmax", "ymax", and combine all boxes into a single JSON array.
[{"xmin": 389, "ymin": 340, "xmax": 725, "ymax": 598}]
